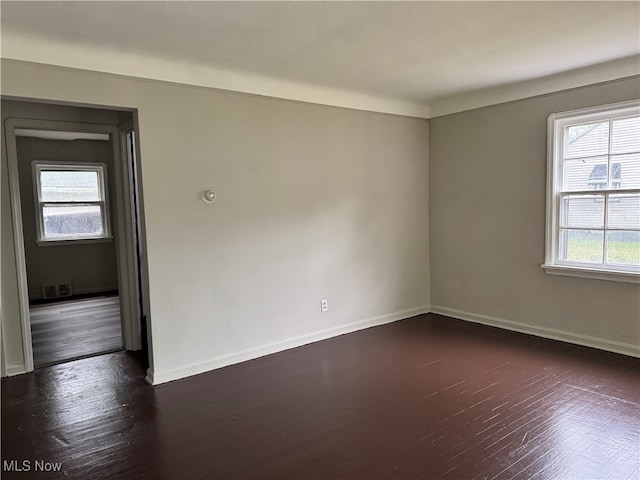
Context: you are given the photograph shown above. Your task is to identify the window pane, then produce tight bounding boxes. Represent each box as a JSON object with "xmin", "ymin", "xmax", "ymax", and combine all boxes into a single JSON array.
[
  {"xmin": 42, "ymin": 205, "xmax": 104, "ymax": 239},
  {"xmin": 561, "ymin": 195, "xmax": 604, "ymax": 228},
  {"xmin": 606, "ymin": 231, "xmax": 640, "ymax": 267},
  {"xmin": 611, "ymin": 116, "xmax": 640, "ymax": 155},
  {"xmin": 610, "ymin": 153, "xmax": 640, "ymax": 190},
  {"xmin": 563, "ymin": 156, "xmax": 608, "ymax": 191},
  {"xmin": 607, "ymin": 194, "xmax": 640, "ymax": 229},
  {"xmin": 565, "ymin": 122, "xmax": 609, "ymax": 159},
  {"xmin": 559, "ymin": 229, "xmax": 603, "ymax": 264},
  {"xmin": 40, "ymin": 170, "xmax": 101, "ymax": 202}
]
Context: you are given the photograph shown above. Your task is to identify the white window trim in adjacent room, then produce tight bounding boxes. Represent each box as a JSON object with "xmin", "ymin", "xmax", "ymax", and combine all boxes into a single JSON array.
[
  {"xmin": 32, "ymin": 162, "xmax": 112, "ymax": 245},
  {"xmin": 542, "ymin": 99, "xmax": 640, "ymax": 284}
]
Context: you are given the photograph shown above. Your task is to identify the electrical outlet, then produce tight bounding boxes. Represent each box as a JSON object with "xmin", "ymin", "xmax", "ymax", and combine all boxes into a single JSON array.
[{"xmin": 320, "ymin": 299, "xmax": 328, "ymax": 313}]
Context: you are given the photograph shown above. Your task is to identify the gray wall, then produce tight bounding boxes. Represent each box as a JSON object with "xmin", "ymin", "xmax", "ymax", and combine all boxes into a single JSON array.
[
  {"xmin": 1, "ymin": 60, "xmax": 431, "ymax": 381},
  {"xmin": 430, "ymin": 76, "xmax": 640, "ymax": 351},
  {"xmin": 5, "ymin": 59, "xmax": 634, "ymax": 382},
  {"xmin": 16, "ymin": 136, "xmax": 118, "ymax": 299}
]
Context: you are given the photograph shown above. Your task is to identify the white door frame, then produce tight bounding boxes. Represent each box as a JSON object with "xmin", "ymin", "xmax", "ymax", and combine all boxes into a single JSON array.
[
  {"xmin": 119, "ymin": 119, "xmax": 151, "ymax": 329},
  {"xmin": 4, "ymin": 117, "xmax": 142, "ymax": 371}
]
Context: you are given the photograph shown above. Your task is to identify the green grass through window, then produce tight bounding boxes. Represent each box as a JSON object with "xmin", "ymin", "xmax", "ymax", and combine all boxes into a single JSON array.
[{"xmin": 566, "ymin": 239, "xmax": 640, "ymax": 265}]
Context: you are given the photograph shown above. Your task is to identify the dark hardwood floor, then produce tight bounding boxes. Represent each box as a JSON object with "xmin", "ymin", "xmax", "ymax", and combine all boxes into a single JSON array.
[
  {"xmin": 30, "ymin": 295, "xmax": 123, "ymax": 368},
  {"xmin": 2, "ymin": 313, "xmax": 639, "ymax": 479}
]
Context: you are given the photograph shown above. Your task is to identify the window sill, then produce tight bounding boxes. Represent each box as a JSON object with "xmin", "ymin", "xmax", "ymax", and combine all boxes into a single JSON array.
[
  {"xmin": 37, "ymin": 236, "xmax": 113, "ymax": 247},
  {"xmin": 541, "ymin": 264, "xmax": 640, "ymax": 284}
]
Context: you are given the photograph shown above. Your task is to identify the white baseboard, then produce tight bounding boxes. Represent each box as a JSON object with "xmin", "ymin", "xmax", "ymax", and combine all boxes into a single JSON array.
[
  {"xmin": 5, "ymin": 364, "xmax": 27, "ymax": 376},
  {"xmin": 149, "ymin": 305, "xmax": 431, "ymax": 385},
  {"xmin": 430, "ymin": 305, "xmax": 640, "ymax": 358}
]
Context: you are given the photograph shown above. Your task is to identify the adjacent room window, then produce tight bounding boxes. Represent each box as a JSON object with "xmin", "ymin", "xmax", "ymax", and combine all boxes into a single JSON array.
[
  {"xmin": 33, "ymin": 162, "xmax": 111, "ymax": 244},
  {"xmin": 543, "ymin": 100, "xmax": 640, "ymax": 283}
]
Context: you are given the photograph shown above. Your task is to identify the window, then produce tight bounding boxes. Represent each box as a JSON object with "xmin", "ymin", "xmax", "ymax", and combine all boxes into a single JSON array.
[
  {"xmin": 543, "ymin": 100, "xmax": 640, "ymax": 283},
  {"xmin": 33, "ymin": 162, "xmax": 111, "ymax": 244}
]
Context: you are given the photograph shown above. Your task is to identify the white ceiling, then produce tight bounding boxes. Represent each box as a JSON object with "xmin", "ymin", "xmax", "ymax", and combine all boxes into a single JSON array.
[{"xmin": 2, "ymin": 1, "xmax": 639, "ymax": 117}]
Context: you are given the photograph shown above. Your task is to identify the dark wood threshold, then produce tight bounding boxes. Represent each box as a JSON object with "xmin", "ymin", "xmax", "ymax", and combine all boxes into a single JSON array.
[{"xmin": 34, "ymin": 347, "xmax": 125, "ymax": 369}]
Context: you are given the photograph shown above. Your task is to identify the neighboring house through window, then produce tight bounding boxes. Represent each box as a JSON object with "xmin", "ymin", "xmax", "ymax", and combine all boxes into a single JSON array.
[
  {"xmin": 588, "ymin": 163, "xmax": 621, "ymax": 191},
  {"xmin": 32, "ymin": 162, "xmax": 111, "ymax": 244},
  {"xmin": 543, "ymin": 100, "xmax": 640, "ymax": 283}
]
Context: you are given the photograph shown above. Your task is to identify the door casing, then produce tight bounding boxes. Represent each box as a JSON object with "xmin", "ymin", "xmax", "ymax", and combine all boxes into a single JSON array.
[{"xmin": 3, "ymin": 116, "xmax": 146, "ymax": 372}]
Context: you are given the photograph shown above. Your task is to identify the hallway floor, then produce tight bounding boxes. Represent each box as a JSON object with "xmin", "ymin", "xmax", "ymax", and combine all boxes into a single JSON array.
[{"xmin": 30, "ymin": 295, "xmax": 122, "ymax": 368}]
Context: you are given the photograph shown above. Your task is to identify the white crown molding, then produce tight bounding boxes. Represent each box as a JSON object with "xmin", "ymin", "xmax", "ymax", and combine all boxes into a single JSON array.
[
  {"xmin": 428, "ymin": 55, "xmax": 640, "ymax": 118},
  {"xmin": 0, "ymin": 31, "xmax": 430, "ymax": 119},
  {"xmin": 1, "ymin": 31, "xmax": 638, "ymax": 120}
]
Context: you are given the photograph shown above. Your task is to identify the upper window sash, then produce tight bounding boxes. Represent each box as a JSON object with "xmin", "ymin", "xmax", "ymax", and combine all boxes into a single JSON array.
[{"xmin": 34, "ymin": 163, "xmax": 107, "ymax": 202}]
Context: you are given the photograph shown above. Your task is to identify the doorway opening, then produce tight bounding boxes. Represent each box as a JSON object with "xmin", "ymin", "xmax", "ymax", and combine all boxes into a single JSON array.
[{"xmin": 2, "ymin": 99, "xmax": 151, "ymax": 375}]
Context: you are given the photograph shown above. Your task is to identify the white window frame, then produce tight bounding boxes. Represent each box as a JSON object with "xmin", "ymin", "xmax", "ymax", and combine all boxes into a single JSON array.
[
  {"xmin": 32, "ymin": 162, "xmax": 112, "ymax": 245},
  {"xmin": 542, "ymin": 99, "xmax": 640, "ymax": 284}
]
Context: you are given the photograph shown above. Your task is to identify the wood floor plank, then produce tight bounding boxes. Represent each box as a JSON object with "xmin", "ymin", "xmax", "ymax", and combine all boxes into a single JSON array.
[
  {"xmin": 2, "ymin": 314, "xmax": 639, "ymax": 479},
  {"xmin": 29, "ymin": 295, "xmax": 123, "ymax": 368}
]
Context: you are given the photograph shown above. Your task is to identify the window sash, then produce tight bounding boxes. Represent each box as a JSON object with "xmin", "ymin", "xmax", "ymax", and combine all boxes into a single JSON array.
[
  {"xmin": 32, "ymin": 162, "xmax": 111, "ymax": 243},
  {"xmin": 556, "ymin": 190, "xmax": 640, "ymax": 272}
]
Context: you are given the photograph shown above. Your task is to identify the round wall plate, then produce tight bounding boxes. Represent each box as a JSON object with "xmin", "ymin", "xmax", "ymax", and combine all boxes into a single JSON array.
[{"xmin": 201, "ymin": 188, "xmax": 216, "ymax": 203}]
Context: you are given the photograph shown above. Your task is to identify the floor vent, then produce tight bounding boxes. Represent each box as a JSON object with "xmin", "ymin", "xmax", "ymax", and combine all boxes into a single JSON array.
[
  {"xmin": 41, "ymin": 283, "xmax": 73, "ymax": 300},
  {"xmin": 58, "ymin": 283, "xmax": 72, "ymax": 297}
]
